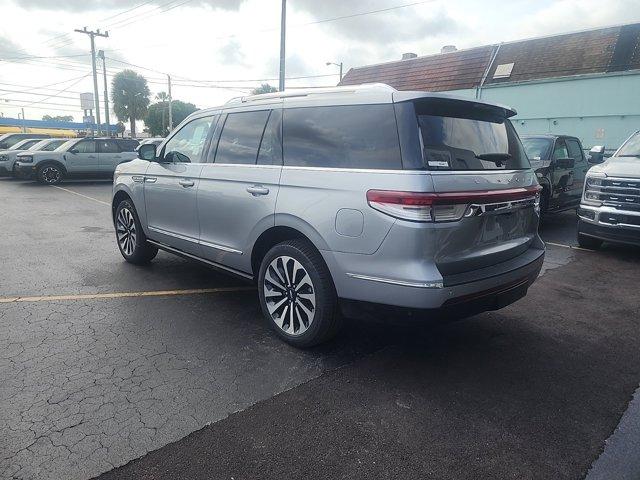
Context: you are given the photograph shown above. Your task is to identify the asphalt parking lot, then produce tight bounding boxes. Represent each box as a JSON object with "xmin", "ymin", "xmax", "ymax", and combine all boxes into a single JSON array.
[{"xmin": 1, "ymin": 177, "xmax": 639, "ymax": 480}]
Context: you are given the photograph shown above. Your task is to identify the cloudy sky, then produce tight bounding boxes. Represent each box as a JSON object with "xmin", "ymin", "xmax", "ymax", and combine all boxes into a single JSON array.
[{"xmin": 0, "ymin": 0, "xmax": 638, "ymax": 126}]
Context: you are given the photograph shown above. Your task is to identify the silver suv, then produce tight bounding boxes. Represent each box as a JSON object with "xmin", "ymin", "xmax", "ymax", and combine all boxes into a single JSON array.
[
  {"xmin": 15, "ymin": 137, "xmax": 139, "ymax": 184},
  {"xmin": 112, "ymin": 84, "xmax": 544, "ymax": 347}
]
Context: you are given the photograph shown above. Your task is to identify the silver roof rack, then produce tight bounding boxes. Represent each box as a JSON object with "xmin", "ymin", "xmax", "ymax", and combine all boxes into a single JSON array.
[{"xmin": 225, "ymin": 83, "xmax": 396, "ymax": 105}]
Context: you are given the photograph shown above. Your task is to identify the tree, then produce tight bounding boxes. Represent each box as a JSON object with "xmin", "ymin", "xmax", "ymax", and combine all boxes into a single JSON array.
[
  {"xmin": 42, "ymin": 114, "xmax": 73, "ymax": 122},
  {"xmin": 115, "ymin": 122, "xmax": 126, "ymax": 137},
  {"xmin": 145, "ymin": 100, "xmax": 198, "ymax": 137},
  {"xmin": 251, "ymin": 83, "xmax": 278, "ymax": 95},
  {"xmin": 111, "ymin": 69, "xmax": 150, "ymax": 138}
]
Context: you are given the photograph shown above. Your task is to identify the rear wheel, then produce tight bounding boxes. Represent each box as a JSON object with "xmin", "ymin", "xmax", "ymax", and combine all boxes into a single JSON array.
[
  {"xmin": 115, "ymin": 199, "xmax": 158, "ymax": 264},
  {"xmin": 258, "ymin": 239, "xmax": 341, "ymax": 348},
  {"xmin": 36, "ymin": 164, "xmax": 64, "ymax": 185}
]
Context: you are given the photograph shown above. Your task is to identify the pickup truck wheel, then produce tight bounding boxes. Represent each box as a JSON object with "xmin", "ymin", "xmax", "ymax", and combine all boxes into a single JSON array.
[
  {"xmin": 258, "ymin": 239, "xmax": 341, "ymax": 348},
  {"xmin": 36, "ymin": 164, "xmax": 63, "ymax": 185},
  {"xmin": 115, "ymin": 200, "xmax": 158, "ymax": 264}
]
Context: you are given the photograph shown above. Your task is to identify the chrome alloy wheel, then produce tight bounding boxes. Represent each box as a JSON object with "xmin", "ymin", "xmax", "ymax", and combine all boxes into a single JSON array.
[
  {"xmin": 116, "ymin": 207, "xmax": 137, "ymax": 256},
  {"xmin": 263, "ymin": 255, "xmax": 316, "ymax": 336},
  {"xmin": 41, "ymin": 166, "xmax": 61, "ymax": 184}
]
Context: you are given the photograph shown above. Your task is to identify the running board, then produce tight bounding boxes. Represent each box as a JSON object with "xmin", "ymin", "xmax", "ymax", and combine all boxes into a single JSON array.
[{"xmin": 146, "ymin": 239, "xmax": 254, "ymax": 281}]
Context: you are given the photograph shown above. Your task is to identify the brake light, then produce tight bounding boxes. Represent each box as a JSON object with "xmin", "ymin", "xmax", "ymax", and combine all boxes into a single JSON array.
[{"xmin": 367, "ymin": 186, "xmax": 541, "ymax": 222}]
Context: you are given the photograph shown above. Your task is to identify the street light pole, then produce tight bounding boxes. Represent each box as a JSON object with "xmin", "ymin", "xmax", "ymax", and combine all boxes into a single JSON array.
[
  {"xmin": 167, "ymin": 74, "xmax": 173, "ymax": 132},
  {"xmin": 279, "ymin": 0, "xmax": 286, "ymax": 92},
  {"xmin": 326, "ymin": 61, "xmax": 344, "ymax": 82},
  {"xmin": 21, "ymin": 107, "xmax": 25, "ymax": 133},
  {"xmin": 97, "ymin": 50, "xmax": 110, "ymax": 137}
]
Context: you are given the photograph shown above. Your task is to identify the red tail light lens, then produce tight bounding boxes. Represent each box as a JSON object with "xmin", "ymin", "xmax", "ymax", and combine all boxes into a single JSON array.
[{"xmin": 367, "ymin": 185, "xmax": 542, "ymax": 222}]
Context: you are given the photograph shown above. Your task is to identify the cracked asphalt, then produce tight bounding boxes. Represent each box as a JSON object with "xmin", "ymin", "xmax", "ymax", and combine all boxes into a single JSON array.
[{"xmin": 1, "ymin": 177, "xmax": 639, "ymax": 480}]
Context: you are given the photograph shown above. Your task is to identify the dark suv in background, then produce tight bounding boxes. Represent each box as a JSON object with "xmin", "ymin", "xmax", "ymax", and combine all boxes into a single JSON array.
[{"xmin": 521, "ymin": 134, "xmax": 592, "ymax": 214}]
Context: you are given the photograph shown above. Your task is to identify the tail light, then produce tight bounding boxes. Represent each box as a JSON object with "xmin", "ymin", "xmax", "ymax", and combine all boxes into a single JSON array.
[{"xmin": 367, "ymin": 186, "xmax": 542, "ymax": 222}]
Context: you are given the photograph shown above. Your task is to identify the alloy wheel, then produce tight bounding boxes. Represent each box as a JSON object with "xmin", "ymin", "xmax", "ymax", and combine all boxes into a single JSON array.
[
  {"xmin": 116, "ymin": 207, "xmax": 137, "ymax": 256},
  {"xmin": 263, "ymin": 255, "xmax": 316, "ymax": 336},
  {"xmin": 41, "ymin": 166, "xmax": 61, "ymax": 184}
]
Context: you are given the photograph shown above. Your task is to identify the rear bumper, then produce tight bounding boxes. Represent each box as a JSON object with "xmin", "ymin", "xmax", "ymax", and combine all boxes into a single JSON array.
[
  {"xmin": 578, "ymin": 205, "xmax": 640, "ymax": 247},
  {"xmin": 322, "ymin": 242, "xmax": 545, "ymax": 310}
]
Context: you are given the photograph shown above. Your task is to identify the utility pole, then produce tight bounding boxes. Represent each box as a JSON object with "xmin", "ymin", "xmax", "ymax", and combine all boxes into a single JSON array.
[
  {"xmin": 279, "ymin": 0, "xmax": 286, "ymax": 92},
  {"xmin": 75, "ymin": 27, "xmax": 109, "ymax": 136},
  {"xmin": 97, "ymin": 50, "xmax": 110, "ymax": 137},
  {"xmin": 20, "ymin": 108, "xmax": 26, "ymax": 132},
  {"xmin": 167, "ymin": 74, "xmax": 173, "ymax": 132}
]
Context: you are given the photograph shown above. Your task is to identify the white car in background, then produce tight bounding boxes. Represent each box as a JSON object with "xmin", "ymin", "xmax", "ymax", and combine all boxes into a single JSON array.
[{"xmin": 0, "ymin": 138, "xmax": 68, "ymax": 176}]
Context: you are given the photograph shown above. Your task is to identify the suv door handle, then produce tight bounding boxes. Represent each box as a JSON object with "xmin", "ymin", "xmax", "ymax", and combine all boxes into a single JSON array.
[
  {"xmin": 246, "ymin": 185, "xmax": 269, "ymax": 196},
  {"xmin": 179, "ymin": 179, "xmax": 195, "ymax": 188},
  {"xmin": 145, "ymin": 176, "xmax": 157, "ymax": 183}
]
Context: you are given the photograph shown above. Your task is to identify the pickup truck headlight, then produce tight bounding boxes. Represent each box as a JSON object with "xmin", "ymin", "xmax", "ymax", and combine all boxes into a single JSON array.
[
  {"xmin": 18, "ymin": 156, "xmax": 33, "ymax": 163},
  {"xmin": 583, "ymin": 174, "xmax": 605, "ymax": 205}
]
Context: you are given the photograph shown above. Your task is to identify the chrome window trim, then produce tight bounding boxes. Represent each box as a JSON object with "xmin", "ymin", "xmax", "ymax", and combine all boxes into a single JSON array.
[
  {"xmin": 148, "ymin": 226, "xmax": 243, "ymax": 255},
  {"xmin": 281, "ymin": 165, "xmax": 430, "ymax": 175},
  {"xmin": 345, "ymin": 272, "xmax": 443, "ymax": 289}
]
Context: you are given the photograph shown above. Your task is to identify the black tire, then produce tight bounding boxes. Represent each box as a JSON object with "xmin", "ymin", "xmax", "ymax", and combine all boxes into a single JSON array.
[
  {"xmin": 258, "ymin": 239, "xmax": 342, "ymax": 348},
  {"xmin": 115, "ymin": 199, "xmax": 158, "ymax": 264},
  {"xmin": 36, "ymin": 163, "xmax": 64, "ymax": 185},
  {"xmin": 577, "ymin": 221, "xmax": 603, "ymax": 249}
]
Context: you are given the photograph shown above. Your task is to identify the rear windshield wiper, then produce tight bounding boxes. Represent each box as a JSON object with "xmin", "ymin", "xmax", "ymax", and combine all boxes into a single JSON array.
[{"xmin": 475, "ymin": 153, "xmax": 511, "ymax": 166}]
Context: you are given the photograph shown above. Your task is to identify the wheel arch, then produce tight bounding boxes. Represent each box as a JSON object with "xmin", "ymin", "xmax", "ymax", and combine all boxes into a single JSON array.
[{"xmin": 37, "ymin": 159, "xmax": 67, "ymax": 175}]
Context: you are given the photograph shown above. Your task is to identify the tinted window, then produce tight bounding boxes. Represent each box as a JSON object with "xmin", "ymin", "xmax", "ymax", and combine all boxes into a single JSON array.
[
  {"xmin": 565, "ymin": 139, "xmax": 584, "ymax": 162},
  {"xmin": 74, "ymin": 141, "xmax": 96, "ymax": 153},
  {"xmin": 215, "ymin": 110, "xmax": 271, "ymax": 165},
  {"xmin": 419, "ymin": 115, "xmax": 528, "ymax": 170},
  {"xmin": 98, "ymin": 140, "xmax": 120, "ymax": 153},
  {"xmin": 522, "ymin": 137, "xmax": 552, "ymax": 161},
  {"xmin": 41, "ymin": 140, "xmax": 65, "ymax": 151},
  {"xmin": 257, "ymin": 110, "xmax": 282, "ymax": 166},
  {"xmin": 4, "ymin": 136, "xmax": 26, "ymax": 148},
  {"xmin": 163, "ymin": 116, "xmax": 213, "ymax": 163},
  {"xmin": 552, "ymin": 140, "xmax": 569, "ymax": 160},
  {"xmin": 119, "ymin": 140, "xmax": 139, "ymax": 152},
  {"xmin": 283, "ymin": 105, "xmax": 401, "ymax": 169}
]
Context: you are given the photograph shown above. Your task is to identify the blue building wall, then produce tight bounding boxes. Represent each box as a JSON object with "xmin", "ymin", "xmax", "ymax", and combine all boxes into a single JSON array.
[
  {"xmin": 0, "ymin": 117, "xmax": 116, "ymax": 133},
  {"xmin": 446, "ymin": 71, "xmax": 640, "ymax": 154}
]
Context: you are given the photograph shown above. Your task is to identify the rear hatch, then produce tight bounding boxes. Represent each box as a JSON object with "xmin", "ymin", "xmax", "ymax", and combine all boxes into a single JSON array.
[{"xmin": 396, "ymin": 95, "xmax": 541, "ymax": 278}]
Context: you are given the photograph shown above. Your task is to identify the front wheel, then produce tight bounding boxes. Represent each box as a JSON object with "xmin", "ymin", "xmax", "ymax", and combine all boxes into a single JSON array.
[
  {"xmin": 258, "ymin": 239, "xmax": 341, "ymax": 348},
  {"xmin": 36, "ymin": 164, "xmax": 64, "ymax": 185},
  {"xmin": 115, "ymin": 200, "xmax": 158, "ymax": 264}
]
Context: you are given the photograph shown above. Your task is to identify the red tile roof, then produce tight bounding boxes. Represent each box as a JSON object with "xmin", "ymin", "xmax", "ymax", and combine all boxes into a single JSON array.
[{"xmin": 339, "ymin": 22, "xmax": 640, "ymax": 91}]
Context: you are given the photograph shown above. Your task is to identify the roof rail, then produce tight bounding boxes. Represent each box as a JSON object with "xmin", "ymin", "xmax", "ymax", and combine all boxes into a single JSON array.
[{"xmin": 225, "ymin": 83, "xmax": 396, "ymax": 105}]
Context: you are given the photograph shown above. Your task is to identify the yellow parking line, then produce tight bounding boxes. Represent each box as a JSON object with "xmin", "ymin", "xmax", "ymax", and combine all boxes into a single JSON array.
[
  {"xmin": 0, "ymin": 287, "xmax": 255, "ymax": 304},
  {"xmin": 50, "ymin": 185, "xmax": 111, "ymax": 206}
]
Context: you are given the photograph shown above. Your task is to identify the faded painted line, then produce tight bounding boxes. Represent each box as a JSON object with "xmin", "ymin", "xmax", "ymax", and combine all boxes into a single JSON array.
[
  {"xmin": 0, "ymin": 287, "xmax": 255, "ymax": 304},
  {"xmin": 545, "ymin": 241, "xmax": 592, "ymax": 252},
  {"xmin": 50, "ymin": 185, "xmax": 111, "ymax": 206}
]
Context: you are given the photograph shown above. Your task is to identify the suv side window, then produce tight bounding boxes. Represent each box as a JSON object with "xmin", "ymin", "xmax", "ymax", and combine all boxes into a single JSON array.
[
  {"xmin": 257, "ymin": 110, "xmax": 283, "ymax": 166},
  {"xmin": 162, "ymin": 116, "xmax": 213, "ymax": 163},
  {"xmin": 98, "ymin": 140, "xmax": 120, "ymax": 153},
  {"xmin": 283, "ymin": 104, "xmax": 402, "ymax": 169},
  {"xmin": 214, "ymin": 110, "xmax": 271, "ymax": 165},
  {"xmin": 119, "ymin": 140, "xmax": 139, "ymax": 152},
  {"xmin": 74, "ymin": 140, "xmax": 96, "ymax": 154},
  {"xmin": 552, "ymin": 139, "xmax": 569, "ymax": 161},
  {"xmin": 565, "ymin": 138, "xmax": 584, "ymax": 163}
]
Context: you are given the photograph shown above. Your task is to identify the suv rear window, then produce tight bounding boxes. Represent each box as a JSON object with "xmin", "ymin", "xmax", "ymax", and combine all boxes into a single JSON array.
[{"xmin": 283, "ymin": 104, "xmax": 401, "ymax": 169}]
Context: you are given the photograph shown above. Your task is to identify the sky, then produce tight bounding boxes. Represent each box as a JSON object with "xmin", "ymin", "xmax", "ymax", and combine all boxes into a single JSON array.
[{"xmin": 0, "ymin": 0, "xmax": 639, "ymax": 128}]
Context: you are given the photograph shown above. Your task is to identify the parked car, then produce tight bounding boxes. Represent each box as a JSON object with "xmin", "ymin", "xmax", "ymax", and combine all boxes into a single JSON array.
[
  {"xmin": 14, "ymin": 137, "xmax": 139, "ymax": 184},
  {"xmin": 521, "ymin": 134, "xmax": 592, "ymax": 214},
  {"xmin": 0, "ymin": 132, "xmax": 50, "ymax": 150},
  {"xmin": 578, "ymin": 130, "xmax": 640, "ymax": 248},
  {"xmin": 112, "ymin": 85, "xmax": 544, "ymax": 347},
  {"xmin": 0, "ymin": 138, "xmax": 69, "ymax": 176}
]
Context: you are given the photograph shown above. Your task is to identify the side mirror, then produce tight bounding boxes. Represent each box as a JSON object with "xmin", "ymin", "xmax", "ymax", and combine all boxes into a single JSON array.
[
  {"xmin": 588, "ymin": 145, "xmax": 605, "ymax": 164},
  {"xmin": 68, "ymin": 148, "xmax": 79, "ymax": 154},
  {"xmin": 138, "ymin": 143, "xmax": 157, "ymax": 161},
  {"xmin": 556, "ymin": 157, "xmax": 575, "ymax": 169}
]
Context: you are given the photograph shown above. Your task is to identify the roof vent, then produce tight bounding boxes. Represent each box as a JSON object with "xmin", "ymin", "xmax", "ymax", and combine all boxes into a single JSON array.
[
  {"xmin": 493, "ymin": 62, "xmax": 514, "ymax": 79},
  {"xmin": 401, "ymin": 52, "xmax": 418, "ymax": 60},
  {"xmin": 441, "ymin": 45, "xmax": 457, "ymax": 54}
]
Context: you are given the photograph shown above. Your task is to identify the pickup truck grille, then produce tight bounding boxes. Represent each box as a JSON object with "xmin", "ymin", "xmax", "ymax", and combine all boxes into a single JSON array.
[{"xmin": 599, "ymin": 178, "xmax": 640, "ymax": 211}]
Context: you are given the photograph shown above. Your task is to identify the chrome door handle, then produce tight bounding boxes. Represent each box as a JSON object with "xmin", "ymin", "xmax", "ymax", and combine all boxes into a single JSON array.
[
  {"xmin": 88, "ymin": 155, "xmax": 97, "ymax": 159},
  {"xmin": 246, "ymin": 185, "xmax": 269, "ymax": 196},
  {"xmin": 179, "ymin": 179, "xmax": 195, "ymax": 188},
  {"xmin": 145, "ymin": 177, "xmax": 157, "ymax": 183}
]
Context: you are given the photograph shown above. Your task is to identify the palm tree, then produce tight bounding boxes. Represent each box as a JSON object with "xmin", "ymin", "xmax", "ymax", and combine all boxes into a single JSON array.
[{"xmin": 111, "ymin": 70, "xmax": 150, "ymax": 137}]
